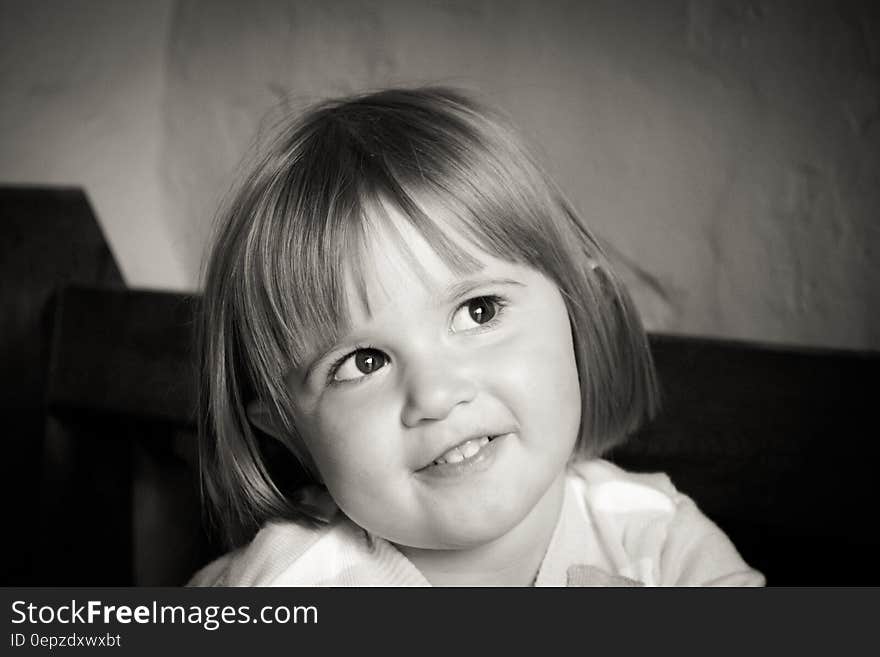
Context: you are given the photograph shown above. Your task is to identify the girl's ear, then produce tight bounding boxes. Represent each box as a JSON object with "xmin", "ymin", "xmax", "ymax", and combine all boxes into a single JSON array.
[
  {"xmin": 245, "ymin": 399, "xmax": 285, "ymax": 440},
  {"xmin": 245, "ymin": 400, "xmax": 322, "ymax": 483},
  {"xmin": 245, "ymin": 400, "xmax": 287, "ymax": 443}
]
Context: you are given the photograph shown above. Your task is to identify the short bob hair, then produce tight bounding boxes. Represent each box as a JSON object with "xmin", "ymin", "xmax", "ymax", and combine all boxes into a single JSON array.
[{"xmin": 199, "ymin": 86, "xmax": 659, "ymax": 546}]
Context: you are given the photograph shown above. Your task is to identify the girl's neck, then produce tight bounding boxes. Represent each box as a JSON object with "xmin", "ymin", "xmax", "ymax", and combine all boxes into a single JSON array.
[{"xmin": 394, "ymin": 471, "xmax": 567, "ymax": 586}]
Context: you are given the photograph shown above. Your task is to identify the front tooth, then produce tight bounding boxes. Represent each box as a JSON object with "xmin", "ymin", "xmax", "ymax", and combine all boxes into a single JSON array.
[
  {"xmin": 477, "ymin": 436, "xmax": 490, "ymax": 447},
  {"xmin": 460, "ymin": 440, "xmax": 480, "ymax": 459},
  {"xmin": 445, "ymin": 447, "xmax": 464, "ymax": 463}
]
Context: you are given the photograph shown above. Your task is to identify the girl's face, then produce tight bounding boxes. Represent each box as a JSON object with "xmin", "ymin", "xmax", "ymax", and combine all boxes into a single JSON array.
[{"xmin": 287, "ymin": 206, "xmax": 581, "ymax": 550}]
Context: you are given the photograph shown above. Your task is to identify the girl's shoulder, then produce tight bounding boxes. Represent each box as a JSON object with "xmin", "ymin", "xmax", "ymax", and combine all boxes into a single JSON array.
[
  {"xmin": 187, "ymin": 518, "xmax": 331, "ymax": 587},
  {"xmin": 188, "ymin": 511, "xmax": 431, "ymax": 586},
  {"xmin": 565, "ymin": 458, "xmax": 764, "ymax": 586},
  {"xmin": 568, "ymin": 457, "xmax": 679, "ymax": 500}
]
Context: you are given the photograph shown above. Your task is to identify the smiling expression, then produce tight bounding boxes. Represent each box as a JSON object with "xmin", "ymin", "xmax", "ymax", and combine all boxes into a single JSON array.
[{"xmin": 286, "ymin": 204, "xmax": 582, "ymax": 550}]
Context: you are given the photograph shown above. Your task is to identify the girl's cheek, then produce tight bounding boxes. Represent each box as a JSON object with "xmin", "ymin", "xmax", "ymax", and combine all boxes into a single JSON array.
[
  {"xmin": 312, "ymin": 387, "xmax": 390, "ymax": 458},
  {"xmin": 480, "ymin": 330, "xmax": 541, "ymax": 379}
]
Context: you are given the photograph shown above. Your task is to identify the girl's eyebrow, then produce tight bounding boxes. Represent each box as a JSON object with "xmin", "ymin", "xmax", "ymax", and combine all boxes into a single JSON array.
[
  {"xmin": 299, "ymin": 277, "xmax": 526, "ymax": 384},
  {"xmin": 440, "ymin": 276, "xmax": 526, "ymax": 302}
]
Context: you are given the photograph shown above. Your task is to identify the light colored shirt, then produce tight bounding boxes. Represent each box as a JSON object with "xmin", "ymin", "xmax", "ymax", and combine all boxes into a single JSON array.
[{"xmin": 189, "ymin": 459, "xmax": 764, "ymax": 587}]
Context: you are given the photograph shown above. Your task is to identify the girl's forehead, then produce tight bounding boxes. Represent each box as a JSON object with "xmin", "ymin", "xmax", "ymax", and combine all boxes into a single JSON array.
[
  {"xmin": 285, "ymin": 201, "xmax": 489, "ymax": 377},
  {"xmin": 346, "ymin": 200, "xmax": 487, "ymax": 314},
  {"xmin": 287, "ymin": 195, "xmax": 539, "ymax": 374}
]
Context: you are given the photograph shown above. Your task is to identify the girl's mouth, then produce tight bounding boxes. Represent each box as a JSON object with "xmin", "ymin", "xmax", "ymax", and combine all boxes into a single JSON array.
[
  {"xmin": 416, "ymin": 433, "xmax": 510, "ymax": 479},
  {"xmin": 432, "ymin": 435, "xmax": 494, "ymax": 465}
]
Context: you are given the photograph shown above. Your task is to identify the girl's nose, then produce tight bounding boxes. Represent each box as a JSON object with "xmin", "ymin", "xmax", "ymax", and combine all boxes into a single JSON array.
[{"xmin": 400, "ymin": 356, "xmax": 477, "ymax": 427}]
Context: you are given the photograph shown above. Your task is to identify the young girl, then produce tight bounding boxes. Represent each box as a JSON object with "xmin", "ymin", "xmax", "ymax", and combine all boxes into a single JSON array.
[{"xmin": 190, "ymin": 87, "xmax": 763, "ymax": 587}]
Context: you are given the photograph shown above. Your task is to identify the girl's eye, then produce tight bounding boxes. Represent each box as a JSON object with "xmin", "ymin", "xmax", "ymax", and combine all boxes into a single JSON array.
[
  {"xmin": 450, "ymin": 296, "xmax": 502, "ymax": 332},
  {"xmin": 332, "ymin": 348, "xmax": 388, "ymax": 383}
]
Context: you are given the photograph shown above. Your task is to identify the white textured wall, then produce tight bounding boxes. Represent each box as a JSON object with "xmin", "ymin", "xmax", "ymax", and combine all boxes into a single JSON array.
[
  {"xmin": 0, "ymin": 0, "xmax": 188, "ymax": 288},
  {"xmin": 3, "ymin": 1, "xmax": 878, "ymax": 350}
]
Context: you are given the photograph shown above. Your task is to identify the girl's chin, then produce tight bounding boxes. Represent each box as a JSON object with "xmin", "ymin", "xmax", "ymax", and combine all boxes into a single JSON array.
[
  {"xmin": 386, "ymin": 502, "xmax": 537, "ymax": 551},
  {"xmin": 390, "ymin": 529, "xmax": 509, "ymax": 553}
]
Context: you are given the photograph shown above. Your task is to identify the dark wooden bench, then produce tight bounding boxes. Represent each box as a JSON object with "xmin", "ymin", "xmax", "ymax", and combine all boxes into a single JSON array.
[{"xmin": 40, "ymin": 285, "xmax": 880, "ymax": 585}]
